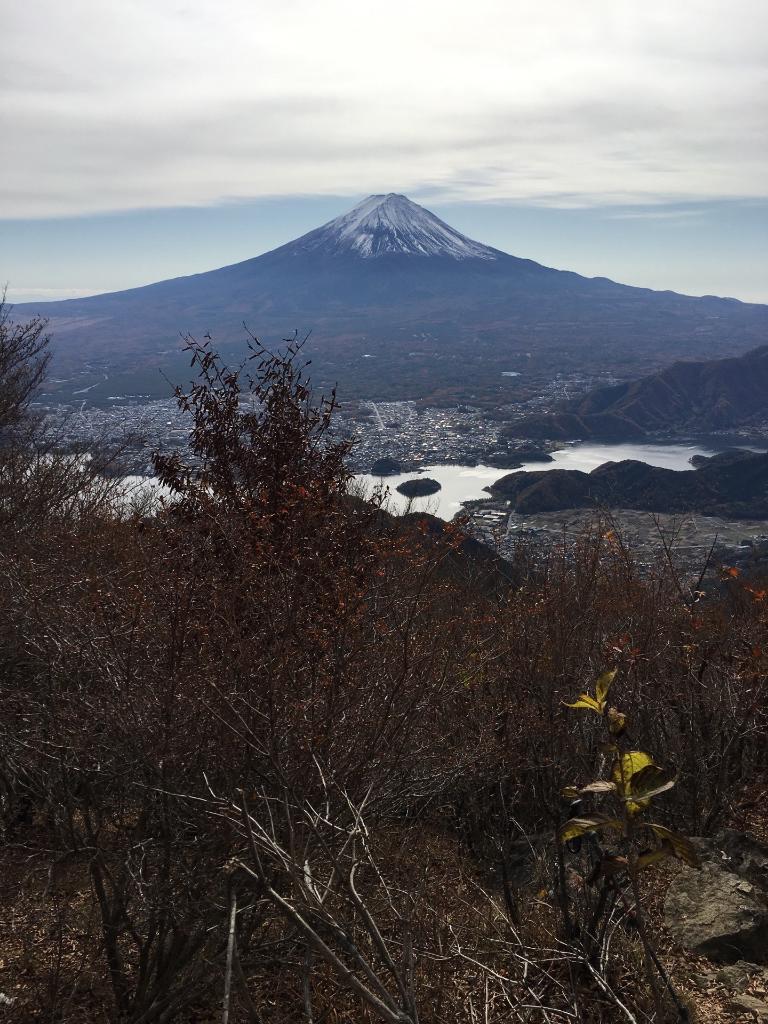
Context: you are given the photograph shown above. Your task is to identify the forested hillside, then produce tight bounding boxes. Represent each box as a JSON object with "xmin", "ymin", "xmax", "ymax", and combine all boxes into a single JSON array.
[
  {"xmin": 511, "ymin": 345, "xmax": 768, "ymax": 440},
  {"xmin": 490, "ymin": 448, "xmax": 768, "ymax": 516}
]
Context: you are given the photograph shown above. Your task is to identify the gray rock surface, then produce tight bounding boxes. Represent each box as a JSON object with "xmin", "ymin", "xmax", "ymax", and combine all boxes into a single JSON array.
[
  {"xmin": 716, "ymin": 831, "xmax": 768, "ymax": 892},
  {"xmin": 664, "ymin": 831, "xmax": 768, "ymax": 963},
  {"xmin": 728, "ymin": 994, "xmax": 768, "ymax": 1020},
  {"xmin": 715, "ymin": 962, "xmax": 764, "ymax": 993}
]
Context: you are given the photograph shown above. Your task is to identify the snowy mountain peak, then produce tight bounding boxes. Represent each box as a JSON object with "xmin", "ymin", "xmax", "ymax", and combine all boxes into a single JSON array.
[{"xmin": 287, "ymin": 193, "xmax": 502, "ymax": 260}]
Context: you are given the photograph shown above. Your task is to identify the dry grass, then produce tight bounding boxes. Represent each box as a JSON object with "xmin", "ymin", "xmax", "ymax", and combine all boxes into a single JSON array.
[{"xmin": 2, "ymin": 816, "xmax": 757, "ymax": 1023}]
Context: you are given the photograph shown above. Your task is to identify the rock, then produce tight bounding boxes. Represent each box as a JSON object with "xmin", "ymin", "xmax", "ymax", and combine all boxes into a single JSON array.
[
  {"xmin": 665, "ymin": 832, "xmax": 768, "ymax": 963},
  {"xmin": 716, "ymin": 962, "xmax": 761, "ymax": 993},
  {"xmin": 665, "ymin": 863, "xmax": 768, "ymax": 962},
  {"xmin": 691, "ymin": 971, "xmax": 717, "ymax": 990},
  {"xmin": 714, "ymin": 831, "xmax": 768, "ymax": 893},
  {"xmin": 728, "ymin": 994, "xmax": 768, "ymax": 1020}
]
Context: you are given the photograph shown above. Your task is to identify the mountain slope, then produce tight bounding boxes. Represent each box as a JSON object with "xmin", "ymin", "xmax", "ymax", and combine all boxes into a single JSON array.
[
  {"xmin": 489, "ymin": 448, "xmax": 768, "ymax": 517},
  {"xmin": 14, "ymin": 194, "xmax": 768, "ymax": 404},
  {"xmin": 509, "ymin": 346, "xmax": 768, "ymax": 440}
]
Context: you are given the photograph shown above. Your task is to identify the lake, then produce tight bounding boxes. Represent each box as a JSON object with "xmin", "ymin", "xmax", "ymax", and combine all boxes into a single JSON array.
[
  {"xmin": 355, "ymin": 442, "xmax": 762, "ymax": 520},
  {"xmin": 122, "ymin": 441, "xmax": 765, "ymax": 522}
]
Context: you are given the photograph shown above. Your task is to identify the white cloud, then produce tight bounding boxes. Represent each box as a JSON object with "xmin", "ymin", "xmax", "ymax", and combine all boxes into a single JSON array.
[{"xmin": 2, "ymin": 0, "xmax": 766, "ymax": 217}]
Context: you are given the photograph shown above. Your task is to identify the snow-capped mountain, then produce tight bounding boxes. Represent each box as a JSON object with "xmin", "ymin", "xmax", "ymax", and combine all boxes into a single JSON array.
[
  {"xmin": 286, "ymin": 193, "xmax": 501, "ymax": 260},
  {"xmin": 15, "ymin": 193, "xmax": 768, "ymax": 405}
]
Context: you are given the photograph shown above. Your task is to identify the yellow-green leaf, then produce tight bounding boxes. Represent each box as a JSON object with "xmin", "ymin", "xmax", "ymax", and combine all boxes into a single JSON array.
[
  {"xmin": 648, "ymin": 825, "xmax": 700, "ymax": 868},
  {"xmin": 627, "ymin": 766, "xmax": 677, "ymax": 802},
  {"xmin": 559, "ymin": 815, "xmax": 623, "ymax": 844},
  {"xmin": 580, "ymin": 780, "xmax": 617, "ymax": 795},
  {"xmin": 596, "ymin": 668, "xmax": 618, "ymax": 705},
  {"xmin": 637, "ymin": 846, "xmax": 671, "ymax": 870},
  {"xmin": 564, "ymin": 694, "xmax": 603, "ymax": 713},
  {"xmin": 562, "ymin": 780, "xmax": 617, "ymax": 800},
  {"xmin": 607, "ymin": 708, "xmax": 627, "ymax": 735},
  {"xmin": 611, "ymin": 752, "xmax": 657, "ymax": 794},
  {"xmin": 626, "ymin": 798, "xmax": 650, "ymax": 816}
]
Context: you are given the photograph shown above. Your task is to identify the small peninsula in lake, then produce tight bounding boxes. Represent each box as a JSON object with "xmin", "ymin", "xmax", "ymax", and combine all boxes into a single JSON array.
[{"xmin": 370, "ymin": 456, "xmax": 403, "ymax": 476}]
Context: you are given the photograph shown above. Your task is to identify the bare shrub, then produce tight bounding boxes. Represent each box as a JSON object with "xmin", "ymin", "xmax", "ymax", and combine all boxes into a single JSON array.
[
  {"xmin": 0, "ymin": 328, "xmax": 767, "ymax": 1021},
  {"xmin": 0, "ymin": 297, "xmax": 50, "ymax": 432}
]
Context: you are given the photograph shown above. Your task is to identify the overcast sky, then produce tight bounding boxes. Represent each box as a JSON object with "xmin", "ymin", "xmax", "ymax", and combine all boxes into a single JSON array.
[{"xmin": 2, "ymin": 0, "xmax": 767, "ymax": 301}]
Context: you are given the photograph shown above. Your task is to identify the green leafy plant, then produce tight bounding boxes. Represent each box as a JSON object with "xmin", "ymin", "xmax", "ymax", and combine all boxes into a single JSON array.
[
  {"xmin": 559, "ymin": 668, "xmax": 699, "ymax": 1020},
  {"xmin": 560, "ymin": 668, "xmax": 697, "ymax": 869}
]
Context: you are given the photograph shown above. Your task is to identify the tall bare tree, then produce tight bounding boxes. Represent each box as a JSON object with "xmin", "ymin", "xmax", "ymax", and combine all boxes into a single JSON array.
[{"xmin": 0, "ymin": 297, "xmax": 50, "ymax": 432}]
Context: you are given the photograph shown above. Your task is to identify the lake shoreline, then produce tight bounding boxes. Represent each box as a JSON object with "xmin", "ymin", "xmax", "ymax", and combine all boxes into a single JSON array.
[{"xmin": 355, "ymin": 440, "xmax": 768, "ymax": 521}]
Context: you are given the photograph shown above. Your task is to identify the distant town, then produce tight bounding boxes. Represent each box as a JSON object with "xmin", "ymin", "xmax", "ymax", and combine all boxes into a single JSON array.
[
  {"xmin": 35, "ymin": 369, "xmax": 616, "ymax": 476},
  {"xmin": 33, "ymin": 366, "xmax": 768, "ymax": 581}
]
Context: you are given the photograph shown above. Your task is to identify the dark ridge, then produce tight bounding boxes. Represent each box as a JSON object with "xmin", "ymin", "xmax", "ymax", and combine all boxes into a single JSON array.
[
  {"xmin": 489, "ymin": 449, "xmax": 768, "ymax": 518},
  {"xmin": 510, "ymin": 345, "xmax": 768, "ymax": 440}
]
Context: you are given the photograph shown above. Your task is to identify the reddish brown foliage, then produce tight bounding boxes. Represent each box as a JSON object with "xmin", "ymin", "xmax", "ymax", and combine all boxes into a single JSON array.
[{"xmin": 0, "ymin": 332, "xmax": 766, "ymax": 1022}]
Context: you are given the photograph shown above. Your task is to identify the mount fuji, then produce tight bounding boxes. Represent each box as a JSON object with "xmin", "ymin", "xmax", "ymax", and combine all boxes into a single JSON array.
[
  {"xmin": 284, "ymin": 193, "xmax": 501, "ymax": 260},
  {"xmin": 15, "ymin": 193, "xmax": 768, "ymax": 404}
]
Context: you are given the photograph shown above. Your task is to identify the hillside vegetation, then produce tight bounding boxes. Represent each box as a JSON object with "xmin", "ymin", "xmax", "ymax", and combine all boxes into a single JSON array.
[
  {"xmin": 1, "ymin": 308, "xmax": 768, "ymax": 1023},
  {"xmin": 510, "ymin": 345, "xmax": 768, "ymax": 440},
  {"xmin": 490, "ymin": 448, "xmax": 768, "ymax": 516}
]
